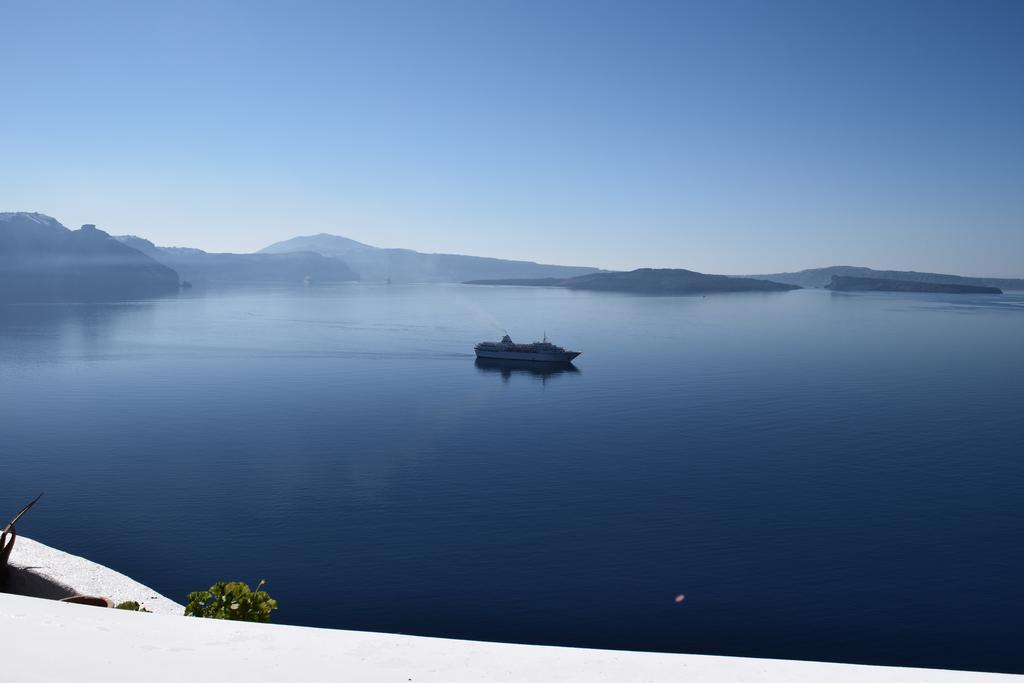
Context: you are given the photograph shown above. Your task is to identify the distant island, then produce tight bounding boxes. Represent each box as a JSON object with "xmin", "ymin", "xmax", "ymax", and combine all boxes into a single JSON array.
[
  {"xmin": 466, "ymin": 268, "xmax": 800, "ymax": 294},
  {"xmin": 259, "ymin": 233, "xmax": 600, "ymax": 283},
  {"xmin": 115, "ymin": 235, "xmax": 358, "ymax": 286},
  {"xmin": 746, "ymin": 265, "xmax": 1023, "ymax": 291},
  {"xmin": 825, "ymin": 275, "xmax": 1002, "ymax": 294},
  {"xmin": 0, "ymin": 212, "xmax": 179, "ymax": 303}
]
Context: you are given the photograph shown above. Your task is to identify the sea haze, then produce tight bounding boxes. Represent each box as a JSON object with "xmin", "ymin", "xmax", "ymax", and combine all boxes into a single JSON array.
[{"xmin": 1, "ymin": 285, "xmax": 1023, "ymax": 673}]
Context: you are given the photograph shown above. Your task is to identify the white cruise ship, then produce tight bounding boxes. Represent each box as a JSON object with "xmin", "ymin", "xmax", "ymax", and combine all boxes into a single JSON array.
[{"xmin": 474, "ymin": 334, "xmax": 581, "ymax": 363}]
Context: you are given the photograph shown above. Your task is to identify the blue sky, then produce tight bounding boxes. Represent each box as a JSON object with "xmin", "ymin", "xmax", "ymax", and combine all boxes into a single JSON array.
[{"xmin": 2, "ymin": 0, "xmax": 1022, "ymax": 275}]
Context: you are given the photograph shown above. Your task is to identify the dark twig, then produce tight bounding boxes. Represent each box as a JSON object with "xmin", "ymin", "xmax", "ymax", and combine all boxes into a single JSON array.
[{"xmin": 2, "ymin": 492, "xmax": 44, "ymax": 537}]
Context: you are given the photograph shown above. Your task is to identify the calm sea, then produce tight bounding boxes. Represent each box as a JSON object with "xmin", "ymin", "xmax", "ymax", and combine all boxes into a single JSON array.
[{"xmin": 2, "ymin": 285, "xmax": 1023, "ymax": 672}]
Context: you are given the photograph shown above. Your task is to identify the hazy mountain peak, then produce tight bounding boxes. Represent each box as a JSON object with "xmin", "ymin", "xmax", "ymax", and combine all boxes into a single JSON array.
[
  {"xmin": 113, "ymin": 234, "xmax": 358, "ymax": 285},
  {"xmin": 260, "ymin": 233, "xmax": 376, "ymax": 256},
  {"xmin": 0, "ymin": 211, "xmax": 68, "ymax": 234},
  {"xmin": 116, "ymin": 234, "xmax": 157, "ymax": 249},
  {"xmin": 0, "ymin": 211, "xmax": 60, "ymax": 224},
  {"xmin": 259, "ymin": 233, "xmax": 600, "ymax": 283}
]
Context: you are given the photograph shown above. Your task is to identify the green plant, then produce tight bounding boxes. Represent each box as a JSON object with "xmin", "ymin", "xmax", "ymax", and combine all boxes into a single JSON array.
[
  {"xmin": 184, "ymin": 580, "xmax": 278, "ymax": 623},
  {"xmin": 115, "ymin": 600, "xmax": 150, "ymax": 612}
]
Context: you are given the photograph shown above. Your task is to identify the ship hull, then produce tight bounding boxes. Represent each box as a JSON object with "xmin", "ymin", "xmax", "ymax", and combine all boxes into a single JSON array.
[{"xmin": 475, "ymin": 349, "xmax": 580, "ymax": 363}]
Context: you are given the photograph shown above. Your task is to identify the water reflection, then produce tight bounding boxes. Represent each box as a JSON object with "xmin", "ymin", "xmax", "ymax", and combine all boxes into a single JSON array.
[
  {"xmin": 0, "ymin": 302, "xmax": 160, "ymax": 363},
  {"xmin": 474, "ymin": 357, "xmax": 580, "ymax": 383}
]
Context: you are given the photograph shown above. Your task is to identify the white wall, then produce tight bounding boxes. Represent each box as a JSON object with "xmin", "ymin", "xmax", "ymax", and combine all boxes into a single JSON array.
[{"xmin": 1, "ymin": 590, "xmax": 1017, "ymax": 683}]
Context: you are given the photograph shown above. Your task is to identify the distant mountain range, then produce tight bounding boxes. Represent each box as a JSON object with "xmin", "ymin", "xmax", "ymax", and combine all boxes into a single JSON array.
[
  {"xmin": 745, "ymin": 266, "xmax": 1024, "ymax": 291},
  {"xmin": 259, "ymin": 233, "xmax": 600, "ymax": 283},
  {"xmin": 466, "ymin": 269, "xmax": 800, "ymax": 294},
  {"xmin": 3, "ymin": 212, "xmax": 1021, "ymax": 303},
  {"xmin": 825, "ymin": 275, "xmax": 1002, "ymax": 294},
  {"xmin": 0, "ymin": 215, "xmax": 599, "ymax": 301},
  {"xmin": 0, "ymin": 212, "xmax": 179, "ymax": 302},
  {"xmin": 115, "ymin": 235, "xmax": 358, "ymax": 285}
]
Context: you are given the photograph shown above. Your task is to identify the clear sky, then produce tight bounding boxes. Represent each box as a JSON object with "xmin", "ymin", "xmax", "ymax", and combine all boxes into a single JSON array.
[{"xmin": 2, "ymin": 0, "xmax": 1022, "ymax": 275}]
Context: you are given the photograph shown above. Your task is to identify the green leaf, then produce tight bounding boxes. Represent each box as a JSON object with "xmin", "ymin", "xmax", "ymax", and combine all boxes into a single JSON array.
[{"xmin": 183, "ymin": 579, "xmax": 278, "ymax": 622}]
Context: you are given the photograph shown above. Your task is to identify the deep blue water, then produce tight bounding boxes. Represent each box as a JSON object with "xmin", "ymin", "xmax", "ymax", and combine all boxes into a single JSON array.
[{"xmin": 2, "ymin": 285, "xmax": 1023, "ymax": 673}]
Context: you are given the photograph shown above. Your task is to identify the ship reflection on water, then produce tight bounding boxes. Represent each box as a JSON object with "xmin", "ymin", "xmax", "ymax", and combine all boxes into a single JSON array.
[{"xmin": 474, "ymin": 357, "xmax": 581, "ymax": 383}]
